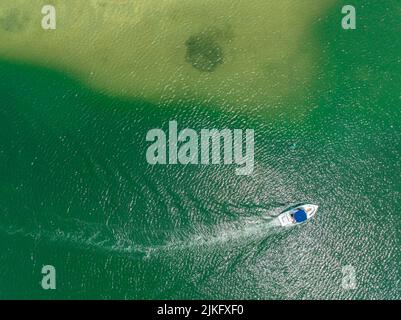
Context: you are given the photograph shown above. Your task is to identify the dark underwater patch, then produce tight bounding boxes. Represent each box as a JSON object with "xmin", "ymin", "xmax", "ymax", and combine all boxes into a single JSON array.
[
  {"xmin": 0, "ymin": 8, "xmax": 29, "ymax": 33},
  {"xmin": 185, "ymin": 32, "xmax": 224, "ymax": 72}
]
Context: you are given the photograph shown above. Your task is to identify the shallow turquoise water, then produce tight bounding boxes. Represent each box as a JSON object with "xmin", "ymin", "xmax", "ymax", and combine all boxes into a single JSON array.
[{"xmin": 0, "ymin": 1, "xmax": 400, "ymax": 299}]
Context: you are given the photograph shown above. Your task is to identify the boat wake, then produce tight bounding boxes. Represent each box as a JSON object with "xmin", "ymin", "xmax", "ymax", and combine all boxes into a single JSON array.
[{"xmin": 0, "ymin": 209, "xmax": 284, "ymax": 259}]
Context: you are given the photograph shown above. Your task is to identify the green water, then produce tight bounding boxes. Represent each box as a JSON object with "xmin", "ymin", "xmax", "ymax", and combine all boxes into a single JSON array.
[{"xmin": 0, "ymin": 1, "xmax": 400, "ymax": 299}]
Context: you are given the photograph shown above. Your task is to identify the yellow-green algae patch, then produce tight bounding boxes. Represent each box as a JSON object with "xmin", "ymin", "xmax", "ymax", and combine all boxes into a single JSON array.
[{"xmin": 0, "ymin": 0, "xmax": 334, "ymax": 110}]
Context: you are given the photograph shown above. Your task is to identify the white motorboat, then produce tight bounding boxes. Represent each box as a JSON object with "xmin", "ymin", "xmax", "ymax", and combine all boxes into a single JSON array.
[{"xmin": 277, "ymin": 204, "xmax": 318, "ymax": 227}]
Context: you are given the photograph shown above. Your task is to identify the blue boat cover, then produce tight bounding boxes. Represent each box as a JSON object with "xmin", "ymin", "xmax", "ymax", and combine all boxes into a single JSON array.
[{"xmin": 293, "ymin": 209, "xmax": 307, "ymax": 223}]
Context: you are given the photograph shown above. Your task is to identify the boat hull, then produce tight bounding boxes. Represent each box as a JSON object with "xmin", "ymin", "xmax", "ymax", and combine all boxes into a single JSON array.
[{"xmin": 277, "ymin": 204, "xmax": 318, "ymax": 227}]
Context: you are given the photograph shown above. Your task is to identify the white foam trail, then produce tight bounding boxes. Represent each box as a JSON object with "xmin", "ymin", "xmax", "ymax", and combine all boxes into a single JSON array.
[
  {"xmin": 159, "ymin": 215, "xmax": 282, "ymax": 253},
  {"xmin": 0, "ymin": 212, "xmax": 283, "ymax": 259}
]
